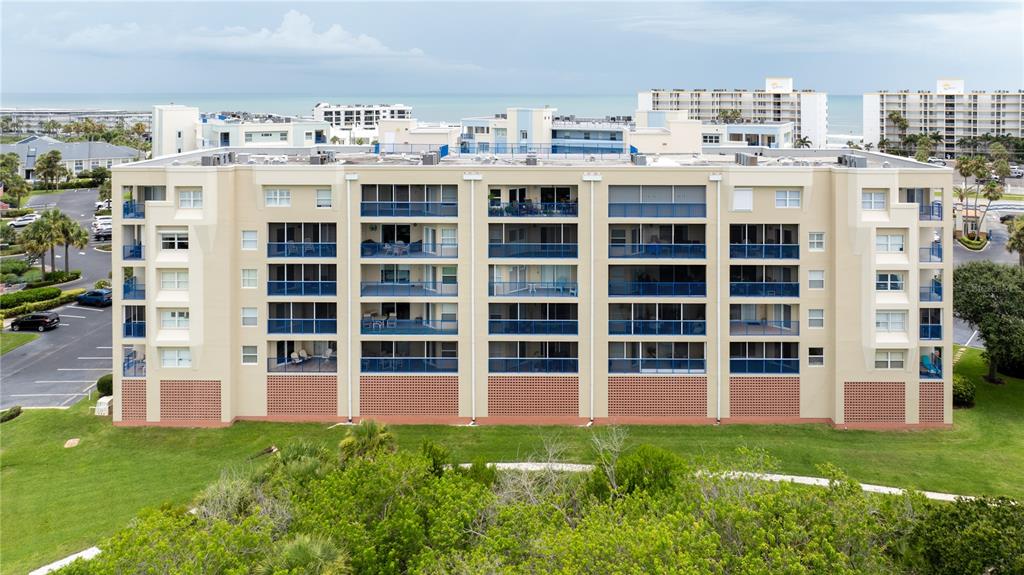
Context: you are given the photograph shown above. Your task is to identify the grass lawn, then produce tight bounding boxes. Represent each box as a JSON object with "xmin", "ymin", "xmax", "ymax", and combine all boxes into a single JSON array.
[
  {"xmin": 0, "ymin": 331, "xmax": 38, "ymax": 355},
  {"xmin": 1, "ymin": 346, "xmax": 1022, "ymax": 573}
]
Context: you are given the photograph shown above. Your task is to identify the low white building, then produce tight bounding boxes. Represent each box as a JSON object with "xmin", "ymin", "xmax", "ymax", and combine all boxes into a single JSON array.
[
  {"xmin": 0, "ymin": 136, "xmax": 143, "ymax": 180},
  {"xmin": 152, "ymin": 105, "xmax": 330, "ymax": 157}
]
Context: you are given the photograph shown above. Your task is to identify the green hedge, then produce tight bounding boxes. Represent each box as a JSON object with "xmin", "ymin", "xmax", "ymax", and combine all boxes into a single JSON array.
[
  {"xmin": 953, "ymin": 374, "xmax": 976, "ymax": 408},
  {"xmin": 1, "ymin": 208, "xmax": 34, "ymax": 218},
  {"xmin": 0, "ymin": 286, "xmax": 62, "ymax": 309},
  {"xmin": 0, "ymin": 260, "xmax": 30, "ymax": 275},
  {"xmin": 94, "ymin": 208, "xmax": 112, "ymax": 216},
  {"xmin": 32, "ymin": 179, "xmax": 94, "ymax": 191},
  {"xmin": 25, "ymin": 269, "xmax": 81, "ymax": 289},
  {"xmin": 0, "ymin": 246, "xmax": 25, "ymax": 256},
  {"xmin": 0, "ymin": 288, "xmax": 84, "ymax": 318},
  {"xmin": 0, "ymin": 406, "xmax": 22, "ymax": 423},
  {"xmin": 97, "ymin": 374, "xmax": 113, "ymax": 397},
  {"xmin": 958, "ymin": 236, "xmax": 988, "ymax": 250}
]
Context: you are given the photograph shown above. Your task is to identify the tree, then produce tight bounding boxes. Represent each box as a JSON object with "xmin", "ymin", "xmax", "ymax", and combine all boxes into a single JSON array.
[
  {"xmin": 19, "ymin": 220, "xmax": 50, "ymax": 274},
  {"xmin": 56, "ymin": 213, "xmax": 90, "ymax": 273},
  {"xmin": 845, "ymin": 140, "xmax": 862, "ymax": 150},
  {"xmin": 38, "ymin": 209, "xmax": 64, "ymax": 273},
  {"xmin": 863, "ymin": 142, "xmax": 874, "ymax": 151},
  {"xmin": 0, "ymin": 152, "xmax": 30, "ymax": 207},
  {"xmin": 0, "ymin": 224, "xmax": 17, "ymax": 248},
  {"xmin": 98, "ymin": 179, "xmax": 112, "ymax": 202},
  {"xmin": 989, "ymin": 142, "xmax": 1011, "ymax": 181},
  {"xmin": 33, "ymin": 150, "xmax": 67, "ymax": 190},
  {"xmin": 953, "ymin": 261, "xmax": 1024, "ymax": 382},
  {"xmin": 338, "ymin": 420, "xmax": 396, "ymax": 462},
  {"xmin": 1007, "ymin": 219, "xmax": 1024, "ymax": 268},
  {"xmin": 915, "ymin": 138, "xmax": 934, "ymax": 163},
  {"xmin": 717, "ymin": 109, "xmax": 743, "ymax": 124},
  {"xmin": 793, "ymin": 135, "xmax": 811, "ymax": 149},
  {"xmin": 887, "ymin": 110, "xmax": 909, "ymax": 153},
  {"xmin": 330, "ymin": 135, "xmax": 342, "ymax": 145},
  {"xmin": 975, "ymin": 180, "xmax": 1004, "ymax": 237}
]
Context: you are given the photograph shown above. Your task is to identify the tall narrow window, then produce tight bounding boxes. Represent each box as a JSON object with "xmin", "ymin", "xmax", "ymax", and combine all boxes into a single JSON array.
[{"xmin": 241, "ymin": 230, "xmax": 257, "ymax": 250}]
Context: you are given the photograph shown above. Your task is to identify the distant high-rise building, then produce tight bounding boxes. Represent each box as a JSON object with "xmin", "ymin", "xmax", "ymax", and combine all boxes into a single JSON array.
[{"xmin": 313, "ymin": 103, "xmax": 412, "ymax": 129}]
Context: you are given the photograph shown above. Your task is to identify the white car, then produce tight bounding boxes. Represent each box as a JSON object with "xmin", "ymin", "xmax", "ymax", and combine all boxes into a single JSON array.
[
  {"xmin": 926, "ymin": 157, "xmax": 946, "ymax": 166},
  {"xmin": 94, "ymin": 199, "xmax": 112, "ymax": 211},
  {"xmin": 1010, "ymin": 168, "xmax": 1024, "ymax": 179},
  {"xmin": 7, "ymin": 213, "xmax": 40, "ymax": 228}
]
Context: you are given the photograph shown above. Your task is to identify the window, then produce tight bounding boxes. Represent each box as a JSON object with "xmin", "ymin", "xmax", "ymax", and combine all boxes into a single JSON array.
[
  {"xmin": 160, "ymin": 270, "xmax": 188, "ymax": 289},
  {"xmin": 159, "ymin": 347, "xmax": 192, "ymax": 368},
  {"xmin": 809, "ymin": 347, "xmax": 824, "ymax": 366},
  {"xmin": 160, "ymin": 310, "xmax": 189, "ymax": 329},
  {"xmin": 808, "ymin": 309, "xmax": 824, "ymax": 328},
  {"xmin": 265, "ymin": 188, "xmax": 291, "ymax": 207},
  {"xmin": 808, "ymin": 270, "xmax": 825, "ymax": 289},
  {"xmin": 875, "ymin": 350, "xmax": 905, "ymax": 369},
  {"xmin": 241, "ymin": 307, "xmax": 257, "ymax": 326},
  {"xmin": 315, "ymin": 189, "xmax": 332, "ymax": 208},
  {"xmin": 160, "ymin": 230, "xmax": 189, "ymax": 250},
  {"xmin": 808, "ymin": 232, "xmax": 825, "ymax": 251},
  {"xmin": 241, "ymin": 230, "xmax": 257, "ymax": 250},
  {"xmin": 875, "ymin": 272, "xmax": 904, "ymax": 291},
  {"xmin": 862, "ymin": 191, "xmax": 887, "ymax": 210},
  {"xmin": 876, "ymin": 233, "xmax": 905, "ymax": 253},
  {"xmin": 245, "ymin": 133, "xmax": 253, "ymax": 143},
  {"xmin": 242, "ymin": 345, "xmax": 258, "ymax": 365},
  {"xmin": 279, "ymin": 132, "xmax": 288, "ymax": 141},
  {"xmin": 178, "ymin": 189, "xmax": 203, "ymax": 209},
  {"xmin": 875, "ymin": 311, "xmax": 907, "ymax": 332},
  {"xmin": 241, "ymin": 269, "xmax": 257, "ymax": 288},
  {"xmin": 702, "ymin": 134, "xmax": 721, "ymax": 144},
  {"xmin": 304, "ymin": 131, "xmax": 313, "ymax": 141},
  {"xmin": 520, "ymin": 130, "xmax": 528, "ymax": 140},
  {"xmin": 733, "ymin": 187, "xmax": 753, "ymax": 211},
  {"xmin": 176, "ymin": 130, "xmax": 182, "ymax": 138},
  {"xmin": 775, "ymin": 190, "xmax": 801, "ymax": 208}
]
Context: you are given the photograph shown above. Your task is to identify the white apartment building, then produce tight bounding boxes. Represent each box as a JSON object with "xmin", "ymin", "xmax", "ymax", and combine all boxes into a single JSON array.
[
  {"xmin": 313, "ymin": 103, "xmax": 412, "ymax": 128},
  {"xmin": 1, "ymin": 108, "xmax": 151, "ymax": 133},
  {"xmin": 152, "ymin": 105, "xmax": 331, "ymax": 158},
  {"xmin": 863, "ymin": 79, "xmax": 1024, "ymax": 158},
  {"xmin": 638, "ymin": 77, "xmax": 828, "ymax": 148}
]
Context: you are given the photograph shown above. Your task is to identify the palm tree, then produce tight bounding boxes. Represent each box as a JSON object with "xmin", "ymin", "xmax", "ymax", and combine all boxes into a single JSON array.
[
  {"xmin": 56, "ymin": 214, "xmax": 90, "ymax": 273},
  {"xmin": 255, "ymin": 535, "xmax": 348, "ymax": 575},
  {"xmin": 1007, "ymin": 219, "xmax": 1024, "ymax": 268},
  {"xmin": 20, "ymin": 221, "xmax": 50, "ymax": 274},
  {"xmin": 329, "ymin": 135, "xmax": 342, "ymax": 145},
  {"xmin": 975, "ymin": 180, "xmax": 1004, "ymax": 238},
  {"xmin": 877, "ymin": 137, "xmax": 892, "ymax": 154},
  {"xmin": 37, "ymin": 209, "xmax": 65, "ymax": 273},
  {"xmin": 793, "ymin": 135, "xmax": 811, "ymax": 149},
  {"xmin": 33, "ymin": 150, "xmax": 67, "ymax": 190},
  {"xmin": 863, "ymin": 142, "xmax": 875, "ymax": 151},
  {"xmin": 338, "ymin": 419, "xmax": 396, "ymax": 462}
]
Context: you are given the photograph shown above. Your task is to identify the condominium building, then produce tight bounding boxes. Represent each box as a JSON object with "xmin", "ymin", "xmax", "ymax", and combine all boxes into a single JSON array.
[
  {"xmin": 0, "ymin": 136, "xmax": 143, "ymax": 180},
  {"xmin": 638, "ymin": 77, "xmax": 828, "ymax": 148},
  {"xmin": 152, "ymin": 105, "xmax": 331, "ymax": 157},
  {"xmin": 0, "ymin": 108, "xmax": 151, "ymax": 134},
  {"xmin": 863, "ymin": 79, "xmax": 1024, "ymax": 158},
  {"xmin": 111, "ymin": 142, "xmax": 952, "ymax": 429},
  {"xmin": 313, "ymin": 103, "xmax": 412, "ymax": 128}
]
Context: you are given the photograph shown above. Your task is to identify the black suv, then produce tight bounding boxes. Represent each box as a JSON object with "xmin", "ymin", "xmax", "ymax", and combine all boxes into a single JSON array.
[{"xmin": 10, "ymin": 311, "xmax": 60, "ymax": 332}]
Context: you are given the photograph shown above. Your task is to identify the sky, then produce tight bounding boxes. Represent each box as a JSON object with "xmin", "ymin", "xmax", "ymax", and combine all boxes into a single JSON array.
[{"xmin": 1, "ymin": 0, "xmax": 1022, "ymax": 97}]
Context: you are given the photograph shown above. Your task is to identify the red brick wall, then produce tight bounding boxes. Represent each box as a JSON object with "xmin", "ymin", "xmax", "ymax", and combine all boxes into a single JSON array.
[
  {"xmin": 159, "ymin": 380, "xmax": 222, "ymax": 421},
  {"xmin": 919, "ymin": 381, "xmax": 945, "ymax": 424},
  {"xmin": 729, "ymin": 377, "xmax": 800, "ymax": 417},
  {"xmin": 608, "ymin": 376, "xmax": 707, "ymax": 417},
  {"xmin": 360, "ymin": 376, "xmax": 458, "ymax": 416},
  {"xmin": 268, "ymin": 375, "xmax": 338, "ymax": 416},
  {"xmin": 488, "ymin": 376, "xmax": 579, "ymax": 417},
  {"xmin": 121, "ymin": 379, "xmax": 147, "ymax": 421},
  {"xmin": 844, "ymin": 381, "xmax": 905, "ymax": 424}
]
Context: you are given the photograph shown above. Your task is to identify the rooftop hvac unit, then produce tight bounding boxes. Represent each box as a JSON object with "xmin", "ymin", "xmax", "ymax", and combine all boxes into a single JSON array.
[
  {"xmin": 839, "ymin": 154, "xmax": 868, "ymax": 168},
  {"xmin": 200, "ymin": 151, "xmax": 233, "ymax": 166},
  {"xmin": 525, "ymin": 154, "xmax": 538, "ymax": 166},
  {"xmin": 421, "ymin": 151, "xmax": 439, "ymax": 165},
  {"xmin": 631, "ymin": 153, "xmax": 648, "ymax": 166},
  {"xmin": 735, "ymin": 152, "xmax": 758, "ymax": 166}
]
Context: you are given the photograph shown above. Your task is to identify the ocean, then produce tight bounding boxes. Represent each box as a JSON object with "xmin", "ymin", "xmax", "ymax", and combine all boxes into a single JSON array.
[{"xmin": 1, "ymin": 92, "xmax": 864, "ymax": 137}]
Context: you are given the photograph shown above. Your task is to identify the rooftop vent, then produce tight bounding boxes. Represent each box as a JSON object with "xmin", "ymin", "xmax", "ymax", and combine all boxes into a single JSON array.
[
  {"xmin": 200, "ymin": 151, "xmax": 235, "ymax": 166},
  {"xmin": 838, "ymin": 154, "xmax": 868, "ymax": 168},
  {"xmin": 309, "ymin": 150, "xmax": 337, "ymax": 165},
  {"xmin": 420, "ymin": 151, "xmax": 440, "ymax": 165},
  {"xmin": 735, "ymin": 152, "xmax": 758, "ymax": 166},
  {"xmin": 631, "ymin": 153, "xmax": 648, "ymax": 166},
  {"xmin": 525, "ymin": 154, "xmax": 538, "ymax": 166}
]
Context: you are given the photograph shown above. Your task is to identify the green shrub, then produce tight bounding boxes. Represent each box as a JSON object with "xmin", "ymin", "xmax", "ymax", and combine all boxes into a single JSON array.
[
  {"xmin": 458, "ymin": 457, "xmax": 497, "ymax": 487},
  {"xmin": 0, "ymin": 259, "xmax": 30, "ymax": 275},
  {"xmin": 25, "ymin": 270, "xmax": 81, "ymax": 289},
  {"xmin": 32, "ymin": 179, "xmax": 94, "ymax": 191},
  {"xmin": 952, "ymin": 374, "xmax": 976, "ymax": 408},
  {"xmin": 1, "ymin": 208, "xmax": 34, "ymax": 218},
  {"xmin": 420, "ymin": 440, "xmax": 451, "ymax": 478},
  {"xmin": 0, "ymin": 288, "xmax": 85, "ymax": 319},
  {"xmin": 957, "ymin": 235, "xmax": 987, "ymax": 250},
  {"xmin": 94, "ymin": 279, "xmax": 111, "ymax": 289},
  {"xmin": 0, "ymin": 245, "xmax": 25, "ymax": 256},
  {"xmin": 615, "ymin": 444, "xmax": 684, "ymax": 496},
  {"xmin": 2, "ymin": 273, "xmax": 18, "ymax": 284},
  {"xmin": 96, "ymin": 374, "xmax": 113, "ymax": 397},
  {"xmin": 907, "ymin": 497, "xmax": 1024, "ymax": 575},
  {"xmin": 0, "ymin": 406, "xmax": 22, "ymax": 423},
  {"xmin": 0, "ymin": 286, "xmax": 61, "ymax": 308},
  {"xmin": 94, "ymin": 208, "xmax": 112, "ymax": 216}
]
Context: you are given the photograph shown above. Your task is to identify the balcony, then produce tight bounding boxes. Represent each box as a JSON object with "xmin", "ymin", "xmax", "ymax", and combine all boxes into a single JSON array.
[
  {"xmin": 608, "ymin": 281, "xmax": 706, "ymax": 297},
  {"xmin": 608, "ymin": 320, "xmax": 706, "ymax": 336},
  {"xmin": 609, "ymin": 243, "xmax": 706, "ymax": 259},
  {"xmin": 361, "ymin": 318, "xmax": 458, "ymax": 335},
  {"xmin": 920, "ymin": 324, "xmax": 943, "ymax": 340},
  {"xmin": 360, "ymin": 281, "xmax": 457, "ymax": 297},
  {"xmin": 608, "ymin": 358, "xmax": 706, "ymax": 374},
  {"xmin": 488, "ymin": 202, "xmax": 578, "ymax": 217},
  {"xmin": 360, "ymin": 202, "xmax": 457, "ymax": 218},
  {"xmin": 729, "ymin": 244, "xmax": 799, "ymax": 259},
  {"xmin": 919, "ymin": 202, "xmax": 943, "ymax": 221},
  {"xmin": 361, "ymin": 242, "xmax": 458, "ymax": 258},
  {"xmin": 489, "ymin": 281, "xmax": 578, "ymax": 297},
  {"xmin": 267, "ymin": 243, "xmax": 338, "ymax": 258},
  {"xmin": 730, "ymin": 358, "xmax": 799, "ymax": 374},
  {"xmin": 267, "ymin": 281, "xmax": 337, "ymax": 296},
  {"xmin": 360, "ymin": 357, "xmax": 458, "ymax": 373},
  {"xmin": 608, "ymin": 203, "xmax": 707, "ymax": 218},
  {"xmin": 122, "ymin": 358, "xmax": 146, "ymax": 377},
  {"xmin": 488, "ymin": 357, "xmax": 579, "ymax": 373},
  {"xmin": 122, "ymin": 322, "xmax": 146, "ymax": 338},
  {"xmin": 123, "ymin": 244, "xmax": 144, "ymax": 260},
  {"xmin": 920, "ymin": 355, "xmax": 943, "ymax": 379},
  {"xmin": 267, "ymin": 356, "xmax": 337, "ymax": 373},
  {"xmin": 729, "ymin": 320, "xmax": 799, "ymax": 336},
  {"xmin": 123, "ymin": 201, "xmax": 144, "ymax": 219},
  {"xmin": 730, "ymin": 282, "xmax": 800, "ymax": 297},
  {"xmin": 920, "ymin": 284, "xmax": 943, "ymax": 302},
  {"xmin": 920, "ymin": 245, "xmax": 943, "ymax": 263},
  {"xmin": 123, "ymin": 280, "xmax": 145, "ymax": 300},
  {"xmin": 489, "ymin": 243, "xmax": 578, "ymax": 258},
  {"xmin": 489, "ymin": 320, "xmax": 578, "ymax": 335},
  {"xmin": 267, "ymin": 319, "xmax": 337, "ymax": 334}
]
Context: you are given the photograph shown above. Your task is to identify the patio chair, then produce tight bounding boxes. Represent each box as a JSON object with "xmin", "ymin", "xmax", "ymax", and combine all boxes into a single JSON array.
[
  {"xmin": 920, "ymin": 355, "xmax": 940, "ymax": 376},
  {"xmin": 290, "ymin": 352, "xmax": 302, "ymax": 365},
  {"xmin": 298, "ymin": 349, "xmax": 311, "ymax": 362},
  {"xmin": 322, "ymin": 348, "xmax": 334, "ymax": 361}
]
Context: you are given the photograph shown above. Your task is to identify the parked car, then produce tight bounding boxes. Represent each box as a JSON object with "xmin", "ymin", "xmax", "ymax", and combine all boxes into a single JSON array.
[
  {"xmin": 92, "ymin": 215, "xmax": 112, "ymax": 226},
  {"xmin": 7, "ymin": 213, "xmax": 40, "ymax": 228},
  {"xmin": 93, "ymin": 225, "xmax": 112, "ymax": 241},
  {"xmin": 927, "ymin": 157, "xmax": 946, "ymax": 166},
  {"xmin": 10, "ymin": 311, "xmax": 60, "ymax": 332},
  {"xmin": 94, "ymin": 199, "xmax": 112, "ymax": 211},
  {"xmin": 1010, "ymin": 168, "xmax": 1024, "ymax": 179},
  {"xmin": 1000, "ymin": 214, "xmax": 1016, "ymax": 224},
  {"xmin": 76, "ymin": 289, "xmax": 112, "ymax": 307}
]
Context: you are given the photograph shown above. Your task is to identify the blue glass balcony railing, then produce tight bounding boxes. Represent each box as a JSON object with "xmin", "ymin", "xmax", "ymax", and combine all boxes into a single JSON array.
[
  {"xmin": 729, "ymin": 244, "xmax": 800, "ymax": 259},
  {"xmin": 123, "ymin": 201, "xmax": 144, "ymax": 219},
  {"xmin": 267, "ymin": 243, "xmax": 337, "ymax": 258},
  {"xmin": 123, "ymin": 281, "xmax": 145, "ymax": 300},
  {"xmin": 729, "ymin": 320, "xmax": 800, "ymax": 336},
  {"xmin": 919, "ymin": 202, "xmax": 943, "ymax": 220},
  {"xmin": 488, "ymin": 357, "xmax": 579, "ymax": 373},
  {"xmin": 360, "ymin": 318, "xmax": 458, "ymax": 335},
  {"xmin": 609, "ymin": 243, "xmax": 707, "ymax": 259},
  {"xmin": 360, "ymin": 202, "xmax": 458, "ymax": 217},
  {"xmin": 920, "ymin": 284, "xmax": 943, "ymax": 302},
  {"xmin": 488, "ymin": 202, "xmax": 579, "ymax": 217},
  {"xmin": 729, "ymin": 282, "xmax": 800, "ymax": 297},
  {"xmin": 267, "ymin": 356, "xmax": 337, "ymax": 373},
  {"xmin": 920, "ymin": 245, "xmax": 943, "ymax": 263},
  {"xmin": 360, "ymin": 242, "xmax": 458, "ymax": 258},
  {"xmin": 488, "ymin": 243, "xmax": 578, "ymax": 258},
  {"xmin": 730, "ymin": 358, "xmax": 800, "ymax": 374},
  {"xmin": 920, "ymin": 324, "xmax": 943, "ymax": 340},
  {"xmin": 267, "ymin": 281, "xmax": 337, "ymax": 296},
  {"xmin": 608, "ymin": 203, "xmax": 707, "ymax": 218},
  {"xmin": 608, "ymin": 319, "xmax": 706, "ymax": 335},
  {"xmin": 267, "ymin": 318, "xmax": 337, "ymax": 334},
  {"xmin": 123, "ymin": 244, "xmax": 144, "ymax": 260},
  {"xmin": 488, "ymin": 319, "xmax": 578, "ymax": 335},
  {"xmin": 359, "ymin": 281, "xmax": 457, "ymax": 297},
  {"xmin": 122, "ymin": 322, "xmax": 146, "ymax": 338},
  {"xmin": 361, "ymin": 357, "xmax": 458, "ymax": 373},
  {"xmin": 488, "ymin": 281, "xmax": 578, "ymax": 297},
  {"xmin": 608, "ymin": 281, "xmax": 706, "ymax": 297},
  {"xmin": 608, "ymin": 358, "xmax": 706, "ymax": 373},
  {"xmin": 122, "ymin": 358, "xmax": 146, "ymax": 377}
]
